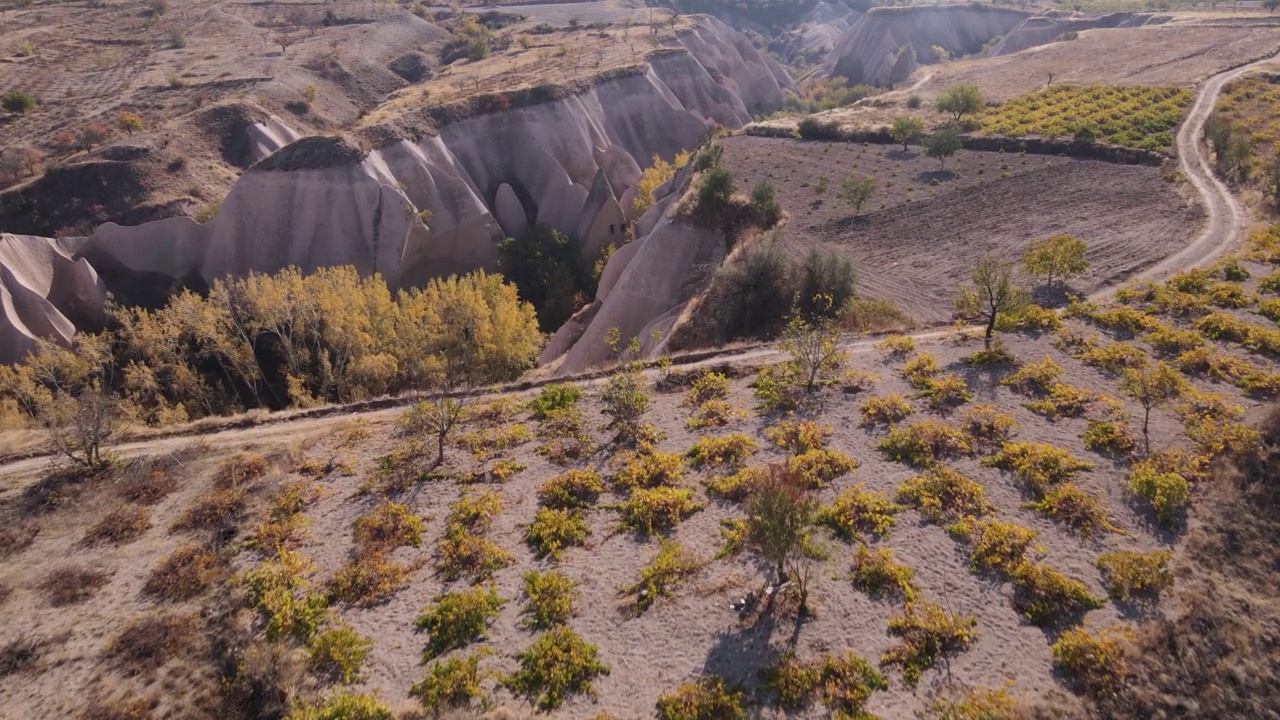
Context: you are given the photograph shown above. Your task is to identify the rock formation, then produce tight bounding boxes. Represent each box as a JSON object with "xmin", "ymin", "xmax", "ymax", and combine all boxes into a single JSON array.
[
  {"xmin": 0, "ymin": 234, "xmax": 107, "ymax": 365},
  {"xmin": 75, "ymin": 16, "xmax": 793, "ymax": 297},
  {"xmin": 987, "ymin": 11, "xmax": 1158, "ymax": 56},
  {"xmin": 821, "ymin": 5, "xmax": 1030, "ymax": 86}
]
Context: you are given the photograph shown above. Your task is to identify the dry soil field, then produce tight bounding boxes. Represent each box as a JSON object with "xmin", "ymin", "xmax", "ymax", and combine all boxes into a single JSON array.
[
  {"xmin": 718, "ymin": 135, "xmax": 1202, "ymax": 325},
  {"xmin": 4, "ymin": 226, "xmax": 1280, "ymax": 717}
]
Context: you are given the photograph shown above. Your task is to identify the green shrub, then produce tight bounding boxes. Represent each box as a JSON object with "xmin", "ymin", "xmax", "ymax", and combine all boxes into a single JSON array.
[
  {"xmin": 1051, "ymin": 625, "xmax": 1131, "ymax": 700},
  {"xmin": 503, "ymin": 627, "xmax": 610, "ymax": 711},
  {"xmin": 982, "ymin": 441, "xmax": 1093, "ymax": 495},
  {"xmin": 925, "ymin": 687, "xmax": 1023, "ymax": 719},
  {"xmin": 1184, "ymin": 416, "xmax": 1262, "ymax": 458},
  {"xmin": 876, "ymin": 334, "xmax": 916, "ymax": 358},
  {"xmin": 328, "ymin": 553, "xmax": 411, "ymax": 607},
  {"xmin": 948, "ymin": 517, "xmax": 1041, "ymax": 576},
  {"xmin": 687, "ymin": 399, "xmax": 746, "ymax": 429},
  {"xmin": 613, "ymin": 448, "xmax": 685, "ymax": 488},
  {"xmin": 521, "ymin": 569, "xmax": 580, "ymax": 629},
  {"xmin": 1124, "ymin": 465, "xmax": 1190, "ymax": 527},
  {"xmin": 535, "ymin": 405, "xmax": 593, "ymax": 465},
  {"xmin": 704, "ymin": 466, "xmax": 765, "ymax": 502},
  {"xmin": 352, "ymin": 501, "xmax": 424, "ymax": 556},
  {"xmin": 860, "ymin": 393, "xmax": 913, "ymax": 427},
  {"xmin": 1080, "ymin": 341, "xmax": 1150, "ymax": 374},
  {"xmin": 308, "ymin": 625, "xmax": 373, "ymax": 684},
  {"xmin": 1, "ymin": 91, "xmax": 38, "ymax": 114},
  {"xmin": 415, "ymin": 586, "xmax": 505, "ymax": 661},
  {"xmin": 435, "ymin": 527, "xmax": 512, "ymax": 583},
  {"xmin": 962, "ymin": 343, "xmax": 1019, "ymax": 367},
  {"xmin": 880, "ymin": 602, "xmax": 978, "ymax": 689},
  {"xmin": 526, "ymin": 507, "xmax": 589, "ymax": 560},
  {"xmin": 764, "ymin": 419, "xmax": 831, "ymax": 454},
  {"xmin": 1010, "ymin": 563, "xmax": 1105, "ymax": 626},
  {"xmin": 409, "ymin": 653, "xmax": 488, "ymax": 713},
  {"xmin": 817, "ymin": 484, "xmax": 900, "ymax": 540},
  {"xmin": 241, "ymin": 548, "xmax": 330, "ymax": 643},
  {"xmin": 684, "ymin": 372, "xmax": 730, "ymax": 405},
  {"xmin": 788, "ymin": 448, "xmax": 858, "ymax": 488},
  {"xmin": 1085, "ymin": 305, "xmax": 1161, "ymax": 336},
  {"xmin": 896, "ymin": 466, "xmax": 994, "ymax": 523},
  {"xmin": 621, "ymin": 539, "xmax": 702, "ymax": 614},
  {"xmin": 1095, "ymin": 550, "xmax": 1173, "ymax": 601},
  {"xmin": 1175, "ymin": 345, "xmax": 1253, "ymax": 381},
  {"xmin": 761, "ymin": 650, "xmax": 887, "ymax": 715},
  {"xmin": 620, "ymin": 487, "xmax": 705, "ymax": 535},
  {"xmin": 1143, "ymin": 324, "xmax": 1204, "ymax": 354},
  {"xmin": 600, "ymin": 354, "xmax": 651, "ymax": 445},
  {"xmin": 900, "ymin": 353, "xmax": 941, "ymax": 389},
  {"xmin": 697, "ymin": 167, "xmax": 736, "ymax": 214},
  {"xmin": 537, "ymin": 469, "xmax": 604, "ymax": 509},
  {"xmin": 959, "ymin": 404, "xmax": 1017, "ymax": 450},
  {"xmin": 685, "ymin": 433, "xmax": 758, "ymax": 470},
  {"xmin": 288, "ymin": 691, "xmax": 395, "ymax": 720},
  {"xmin": 995, "ymin": 303, "xmax": 1063, "ymax": 333},
  {"xmin": 878, "ymin": 419, "xmax": 973, "ymax": 467},
  {"xmin": 1000, "ymin": 356, "xmax": 1061, "ymax": 395},
  {"xmin": 1023, "ymin": 483, "xmax": 1120, "ymax": 538},
  {"xmin": 914, "ymin": 373, "xmax": 973, "ymax": 411},
  {"xmin": 1206, "ymin": 281, "xmax": 1253, "ymax": 308},
  {"xmin": 656, "ymin": 677, "xmax": 745, "ymax": 720},
  {"xmin": 851, "ymin": 546, "xmax": 919, "ymax": 601},
  {"xmin": 1023, "ymin": 382, "xmax": 1093, "ymax": 420},
  {"xmin": 1081, "ymin": 420, "xmax": 1136, "ymax": 456},
  {"xmin": 445, "ymin": 490, "xmax": 503, "ymax": 533},
  {"xmin": 529, "ymin": 383, "xmax": 582, "ymax": 419}
]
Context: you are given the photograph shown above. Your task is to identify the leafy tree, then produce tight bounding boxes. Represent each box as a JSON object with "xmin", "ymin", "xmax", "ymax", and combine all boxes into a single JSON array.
[
  {"xmin": 955, "ymin": 256, "xmax": 1028, "ymax": 350},
  {"xmin": 936, "ymin": 84, "xmax": 984, "ymax": 122},
  {"xmin": 779, "ymin": 298, "xmax": 846, "ymax": 393},
  {"xmin": 889, "ymin": 116, "xmax": 925, "ymax": 152},
  {"xmin": 1268, "ymin": 0, "xmax": 1279, "ymax": 13},
  {"xmin": 498, "ymin": 225, "xmax": 593, "ymax": 332},
  {"xmin": 1120, "ymin": 362, "xmax": 1185, "ymax": 454},
  {"xmin": 838, "ymin": 174, "xmax": 876, "ymax": 218},
  {"xmin": 795, "ymin": 249, "xmax": 856, "ymax": 322},
  {"xmin": 1, "ymin": 91, "xmax": 37, "ymax": 114},
  {"xmin": 716, "ymin": 239, "xmax": 795, "ymax": 339},
  {"xmin": 118, "ymin": 112, "xmax": 143, "ymax": 136},
  {"xmin": 632, "ymin": 152, "xmax": 688, "ymax": 217},
  {"xmin": 923, "ymin": 125, "xmax": 962, "ymax": 170},
  {"xmin": 750, "ymin": 181, "xmax": 782, "ymax": 226},
  {"xmin": 1022, "ymin": 235, "xmax": 1088, "ymax": 289},
  {"xmin": 698, "ymin": 167, "xmax": 735, "ymax": 212},
  {"xmin": 744, "ymin": 464, "xmax": 824, "ymax": 611}
]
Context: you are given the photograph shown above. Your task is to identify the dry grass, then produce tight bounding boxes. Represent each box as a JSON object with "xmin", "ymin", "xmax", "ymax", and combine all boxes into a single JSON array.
[
  {"xmin": 39, "ymin": 566, "xmax": 114, "ymax": 607},
  {"xmin": 106, "ymin": 613, "xmax": 202, "ymax": 672},
  {"xmin": 1100, "ymin": 407, "xmax": 1280, "ymax": 717},
  {"xmin": 169, "ymin": 488, "xmax": 247, "ymax": 534},
  {"xmin": 144, "ymin": 545, "xmax": 220, "ymax": 602},
  {"xmin": 0, "ymin": 635, "xmax": 41, "ymax": 678},
  {"xmin": 0, "ymin": 520, "xmax": 41, "ymax": 559},
  {"xmin": 81, "ymin": 504, "xmax": 152, "ymax": 547},
  {"xmin": 115, "ymin": 468, "xmax": 179, "ymax": 506}
]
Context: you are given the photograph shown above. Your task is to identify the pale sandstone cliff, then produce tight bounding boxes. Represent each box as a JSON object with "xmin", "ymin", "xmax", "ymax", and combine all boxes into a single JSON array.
[
  {"xmin": 76, "ymin": 16, "xmax": 792, "ymax": 297},
  {"xmin": 0, "ymin": 234, "xmax": 106, "ymax": 364},
  {"xmin": 822, "ymin": 5, "xmax": 1030, "ymax": 86}
]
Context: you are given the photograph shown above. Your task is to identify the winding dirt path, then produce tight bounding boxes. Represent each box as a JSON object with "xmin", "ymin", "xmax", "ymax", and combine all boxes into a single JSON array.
[{"xmin": 0, "ymin": 54, "xmax": 1274, "ymax": 478}]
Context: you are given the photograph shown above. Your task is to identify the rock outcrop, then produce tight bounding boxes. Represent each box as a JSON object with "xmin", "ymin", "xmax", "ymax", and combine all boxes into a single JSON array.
[
  {"xmin": 0, "ymin": 234, "xmax": 106, "ymax": 364},
  {"xmin": 987, "ymin": 11, "xmax": 1156, "ymax": 56},
  {"xmin": 75, "ymin": 15, "xmax": 793, "ymax": 299},
  {"xmin": 822, "ymin": 5, "xmax": 1030, "ymax": 86}
]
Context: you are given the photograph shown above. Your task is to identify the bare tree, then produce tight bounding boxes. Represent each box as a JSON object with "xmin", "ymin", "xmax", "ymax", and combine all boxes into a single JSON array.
[{"xmin": 955, "ymin": 255, "xmax": 1028, "ymax": 349}]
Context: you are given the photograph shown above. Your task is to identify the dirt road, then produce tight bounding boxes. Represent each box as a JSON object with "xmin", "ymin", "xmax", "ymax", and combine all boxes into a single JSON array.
[{"xmin": 0, "ymin": 53, "xmax": 1273, "ymax": 478}]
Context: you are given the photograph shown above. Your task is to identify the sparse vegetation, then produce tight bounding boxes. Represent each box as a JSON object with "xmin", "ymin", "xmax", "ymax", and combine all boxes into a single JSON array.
[
  {"xmin": 1095, "ymin": 549, "xmax": 1173, "ymax": 601},
  {"xmin": 982, "ymin": 84, "xmax": 1191, "ymax": 150},
  {"xmin": 851, "ymin": 546, "xmax": 919, "ymax": 602},
  {"xmin": 1010, "ymin": 562, "xmax": 1105, "ymax": 627},
  {"xmin": 656, "ymin": 677, "xmax": 744, "ymax": 720},
  {"xmin": 880, "ymin": 602, "xmax": 978, "ymax": 689},
  {"xmin": 1051, "ymin": 625, "xmax": 1131, "ymax": 699},
  {"xmin": 621, "ymin": 538, "xmax": 702, "ymax": 614}
]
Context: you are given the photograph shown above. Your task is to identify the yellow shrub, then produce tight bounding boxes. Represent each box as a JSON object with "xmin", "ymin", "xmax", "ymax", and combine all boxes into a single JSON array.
[
  {"xmin": 860, "ymin": 393, "xmax": 913, "ymax": 427},
  {"xmin": 1051, "ymin": 626, "xmax": 1132, "ymax": 700},
  {"xmin": 685, "ymin": 433, "xmax": 758, "ymax": 470},
  {"xmin": 765, "ymin": 419, "xmax": 831, "ymax": 454},
  {"xmin": 896, "ymin": 466, "xmax": 993, "ymax": 523},
  {"xmin": 789, "ymin": 448, "xmax": 858, "ymax": 488},
  {"xmin": 1022, "ymin": 483, "xmax": 1121, "ymax": 538},
  {"xmin": 948, "ymin": 517, "xmax": 1041, "ymax": 576},
  {"xmin": 878, "ymin": 419, "xmax": 973, "ymax": 467},
  {"xmin": 1096, "ymin": 549, "xmax": 1173, "ymax": 601},
  {"xmin": 1000, "ymin": 356, "xmax": 1061, "ymax": 395},
  {"xmin": 851, "ymin": 546, "xmax": 919, "ymax": 601},
  {"xmin": 982, "ymin": 441, "xmax": 1093, "ymax": 495},
  {"xmin": 817, "ymin": 484, "xmax": 899, "ymax": 539}
]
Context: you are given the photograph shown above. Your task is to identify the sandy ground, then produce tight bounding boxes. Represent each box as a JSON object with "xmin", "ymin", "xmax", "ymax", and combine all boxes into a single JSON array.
[
  {"xmin": 1, "ymin": 284, "xmax": 1275, "ymax": 717},
  {"xmin": 718, "ymin": 136, "xmax": 1202, "ymax": 325}
]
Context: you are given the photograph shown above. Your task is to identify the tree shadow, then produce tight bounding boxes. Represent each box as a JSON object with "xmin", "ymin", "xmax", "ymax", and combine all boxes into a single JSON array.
[
  {"xmin": 1031, "ymin": 284, "xmax": 1078, "ymax": 308},
  {"xmin": 915, "ymin": 170, "xmax": 958, "ymax": 184},
  {"xmin": 701, "ymin": 593, "xmax": 791, "ymax": 690},
  {"xmin": 885, "ymin": 148, "xmax": 920, "ymax": 161}
]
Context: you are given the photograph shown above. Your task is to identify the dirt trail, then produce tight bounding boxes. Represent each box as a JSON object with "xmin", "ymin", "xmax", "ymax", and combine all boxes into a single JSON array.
[{"xmin": 0, "ymin": 54, "xmax": 1272, "ymax": 478}]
